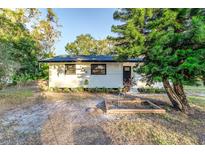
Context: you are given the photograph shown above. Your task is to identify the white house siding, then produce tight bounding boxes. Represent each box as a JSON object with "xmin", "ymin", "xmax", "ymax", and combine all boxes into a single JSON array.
[
  {"xmin": 48, "ymin": 62, "xmax": 163, "ymax": 89},
  {"xmin": 49, "ymin": 62, "xmax": 126, "ymax": 88}
]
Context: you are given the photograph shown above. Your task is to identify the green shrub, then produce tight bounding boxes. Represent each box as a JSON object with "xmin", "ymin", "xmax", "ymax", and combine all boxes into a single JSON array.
[
  {"xmin": 62, "ymin": 88, "xmax": 70, "ymax": 93},
  {"xmin": 74, "ymin": 87, "xmax": 84, "ymax": 92},
  {"xmin": 48, "ymin": 87, "xmax": 122, "ymax": 94},
  {"xmin": 137, "ymin": 87, "xmax": 165, "ymax": 94},
  {"xmin": 50, "ymin": 87, "xmax": 63, "ymax": 92},
  {"xmin": 85, "ymin": 87, "xmax": 121, "ymax": 94},
  {"xmin": 84, "ymin": 79, "xmax": 89, "ymax": 86}
]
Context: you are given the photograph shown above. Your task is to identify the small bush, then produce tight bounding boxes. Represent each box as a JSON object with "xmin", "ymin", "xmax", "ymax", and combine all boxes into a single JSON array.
[
  {"xmin": 86, "ymin": 87, "xmax": 121, "ymax": 94},
  {"xmin": 137, "ymin": 87, "xmax": 165, "ymax": 94},
  {"xmin": 62, "ymin": 88, "xmax": 70, "ymax": 93},
  {"xmin": 73, "ymin": 87, "xmax": 84, "ymax": 92},
  {"xmin": 50, "ymin": 87, "xmax": 63, "ymax": 92},
  {"xmin": 84, "ymin": 79, "xmax": 89, "ymax": 86},
  {"xmin": 49, "ymin": 87, "xmax": 121, "ymax": 94}
]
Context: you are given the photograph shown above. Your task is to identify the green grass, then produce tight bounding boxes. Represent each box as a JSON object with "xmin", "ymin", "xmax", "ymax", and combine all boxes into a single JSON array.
[
  {"xmin": 0, "ymin": 88, "xmax": 34, "ymax": 105},
  {"xmin": 0, "ymin": 88, "xmax": 33, "ymax": 98},
  {"xmin": 184, "ymin": 85, "xmax": 205, "ymax": 108},
  {"xmin": 188, "ymin": 96, "xmax": 205, "ymax": 108},
  {"xmin": 184, "ymin": 85, "xmax": 205, "ymax": 93}
]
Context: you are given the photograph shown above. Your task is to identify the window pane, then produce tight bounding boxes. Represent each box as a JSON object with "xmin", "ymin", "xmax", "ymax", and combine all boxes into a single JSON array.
[
  {"xmin": 91, "ymin": 64, "xmax": 106, "ymax": 75},
  {"xmin": 65, "ymin": 64, "xmax": 76, "ymax": 75},
  {"xmin": 124, "ymin": 66, "xmax": 130, "ymax": 71}
]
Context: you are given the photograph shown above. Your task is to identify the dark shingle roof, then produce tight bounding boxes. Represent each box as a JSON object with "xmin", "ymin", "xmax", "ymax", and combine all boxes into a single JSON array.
[{"xmin": 39, "ymin": 55, "xmax": 143, "ymax": 63}]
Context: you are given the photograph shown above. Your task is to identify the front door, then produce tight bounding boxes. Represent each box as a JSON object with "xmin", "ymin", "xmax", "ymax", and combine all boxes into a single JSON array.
[{"xmin": 123, "ymin": 66, "xmax": 131, "ymax": 85}]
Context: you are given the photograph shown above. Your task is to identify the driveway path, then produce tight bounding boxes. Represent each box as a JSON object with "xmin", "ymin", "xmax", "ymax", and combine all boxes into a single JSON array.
[{"xmin": 0, "ymin": 93, "xmax": 114, "ymax": 144}]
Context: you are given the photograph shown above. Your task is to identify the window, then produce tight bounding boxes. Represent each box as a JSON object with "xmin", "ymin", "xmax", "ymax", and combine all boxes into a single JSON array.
[
  {"xmin": 65, "ymin": 64, "xmax": 76, "ymax": 75},
  {"xmin": 124, "ymin": 66, "xmax": 131, "ymax": 71},
  {"xmin": 91, "ymin": 64, "xmax": 106, "ymax": 75}
]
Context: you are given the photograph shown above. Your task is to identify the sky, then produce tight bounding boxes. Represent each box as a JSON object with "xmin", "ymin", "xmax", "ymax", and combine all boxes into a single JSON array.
[{"xmin": 47, "ymin": 8, "xmax": 120, "ymax": 55}]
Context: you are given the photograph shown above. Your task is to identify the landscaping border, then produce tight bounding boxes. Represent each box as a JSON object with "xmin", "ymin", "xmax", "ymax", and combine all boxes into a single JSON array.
[{"xmin": 105, "ymin": 99, "xmax": 166, "ymax": 114}]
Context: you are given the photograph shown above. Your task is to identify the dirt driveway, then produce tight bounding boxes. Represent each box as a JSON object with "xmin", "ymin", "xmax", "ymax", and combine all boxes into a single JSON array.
[
  {"xmin": 0, "ymin": 92, "xmax": 116, "ymax": 144},
  {"xmin": 1, "ymin": 89, "xmax": 205, "ymax": 145}
]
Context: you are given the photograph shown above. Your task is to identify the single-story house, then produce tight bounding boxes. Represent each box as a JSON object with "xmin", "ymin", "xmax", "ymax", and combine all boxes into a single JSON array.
[{"xmin": 40, "ymin": 55, "xmax": 145, "ymax": 89}]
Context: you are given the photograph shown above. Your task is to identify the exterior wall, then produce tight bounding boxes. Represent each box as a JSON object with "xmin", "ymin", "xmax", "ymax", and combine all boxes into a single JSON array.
[
  {"xmin": 48, "ymin": 62, "xmax": 163, "ymax": 89},
  {"xmin": 49, "ymin": 62, "xmax": 124, "ymax": 88}
]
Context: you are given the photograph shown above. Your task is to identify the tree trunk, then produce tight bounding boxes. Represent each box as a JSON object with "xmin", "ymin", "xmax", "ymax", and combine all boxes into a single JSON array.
[
  {"xmin": 162, "ymin": 78, "xmax": 182, "ymax": 110},
  {"xmin": 173, "ymin": 83, "xmax": 191, "ymax": 113},
  {"xmin": 162, "ymin": 78, "xmax": 190, "ymax": 113}
]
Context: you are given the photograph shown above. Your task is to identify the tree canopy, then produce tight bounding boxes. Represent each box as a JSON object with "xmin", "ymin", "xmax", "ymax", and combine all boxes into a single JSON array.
[
  {"xmin": 0, "ymin": 8, "xmax": 60, "ymax": 86},
  {"xmin": 112, "ymin": 8, "xmax": 205, "ymax": 113},
  {"xmin": 65, "ymin": 34, "xmax": 115, "ymax": 55}
]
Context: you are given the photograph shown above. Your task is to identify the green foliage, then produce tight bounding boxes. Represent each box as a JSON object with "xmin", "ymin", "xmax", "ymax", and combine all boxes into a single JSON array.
[
  {"xmin": 0, "ymin": 42, "xmax": 19, "ymax": 86},
  {"xmin": 84, "ymin": 79, "xmax": 89, "ymax": 86},
  {"xmin": 65, "ymin": 34, "xmax": 115, "ymax": 55},
  {"xmin": 0, "ymin": 9, "xmax": 60, "ymax": 85},
  {"xmin": 49, "ymin": 87, "xmax": 121, "ymax": 94},
  {"xmin": 112, "ymin": 8, "xmax": 205, "ymax": 85},
  {"xmin": 137, "ymin": 87, "xmax": 166, "ymax": 94},
  {"xmin": 86, "ymin": 88, "xmax": 121, "ymax": 93}
]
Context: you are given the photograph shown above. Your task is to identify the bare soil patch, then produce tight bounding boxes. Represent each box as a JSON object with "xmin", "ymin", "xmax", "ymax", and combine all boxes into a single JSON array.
[
  {"xmin": 0, "ymin": 89, "xmax": 114, "ymax": 144},
  {"xmin": 0, "ymin": 85, "xmax": 205, "ymax": 144}
]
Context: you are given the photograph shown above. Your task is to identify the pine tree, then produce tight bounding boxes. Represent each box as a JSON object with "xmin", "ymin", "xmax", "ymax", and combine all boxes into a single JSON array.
[{"xmin": 112, "ymin": 8, "xmax": 205, "ymax": 113}]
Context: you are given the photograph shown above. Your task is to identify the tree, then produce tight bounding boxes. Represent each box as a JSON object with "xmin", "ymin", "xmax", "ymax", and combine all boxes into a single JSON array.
[
  {"xmin": 31, "ymin": 8, "xmax": 61, "ymax": 57},
  {"xmin": 65, "ymin": 34, "xmax": 115, "ymax": 55},
  {"xmin": 65, "ymin": 34, "xmax": 96, "ymax": 55},
  {"xmin": 0, "ymin": 9, "xmax": 39, "ymax": 82},
  {"xmin": 112, "ymin": 8, "xmax": 205, "ymax": 113},
  {"xmin": 0, "ymin": 8, "xmax": 61, "ymax": 84},
  {"xmin": 95, "ymin": 39, "xmax": 115, "ymax": 55},
  {"xmin": 0, "ymin": 42, "xmax": 19, "ymax": 88}
]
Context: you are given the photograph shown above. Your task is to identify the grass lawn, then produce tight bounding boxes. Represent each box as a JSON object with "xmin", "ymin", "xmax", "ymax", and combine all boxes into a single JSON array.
[
  {"xmin": 185, "ymin": 85, "xmax": 205, "ymax": 108},
  {"xmin": 188, "ymin": 96, "xmax": 205, "ymax": 107},
  {"xmin": 0, "ymin": 88, "xmax": 33, "ymax": 98},
  {"xmin": 185, "ymin": 85, "xmax": 205, "ymax": 94},
  {"xmin": 0, "ymin": 87, "xmax": 35, "ymax": 114},
  {"xmin": 0, "ymin": 88, "xmax": 33, "ymax": 103}
]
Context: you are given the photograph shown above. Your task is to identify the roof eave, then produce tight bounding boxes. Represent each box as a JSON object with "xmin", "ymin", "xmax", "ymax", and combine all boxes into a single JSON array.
[{"xmin": 39, "ymin": 60, "xmax": 143, "ymax": 63}]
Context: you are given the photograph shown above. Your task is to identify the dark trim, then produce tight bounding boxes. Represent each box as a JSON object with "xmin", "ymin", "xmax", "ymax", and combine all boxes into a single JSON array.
[
  {"xmin": 91, "ymin": 64, "xmax": 106, "ymax": 75},
  {"xmin": 123, "ymin": 66, "xmax": 131, "ymax": 85},
  {"xmin": 39, "ymin": 60, "xmax": 142, "ymax": 63},
  {"xmin": 39, "ymin": 55, "xmax": 144, "ymax": 63}
]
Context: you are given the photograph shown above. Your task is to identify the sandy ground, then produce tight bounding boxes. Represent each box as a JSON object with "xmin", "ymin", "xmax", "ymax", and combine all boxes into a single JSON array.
[
  {"xmin": 0, "ymin": 92, "xmax": 117, "ymax": 144},
  {"xmin": 0, "ymin": 89, "xmax": 205, "ymax": 145}
]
